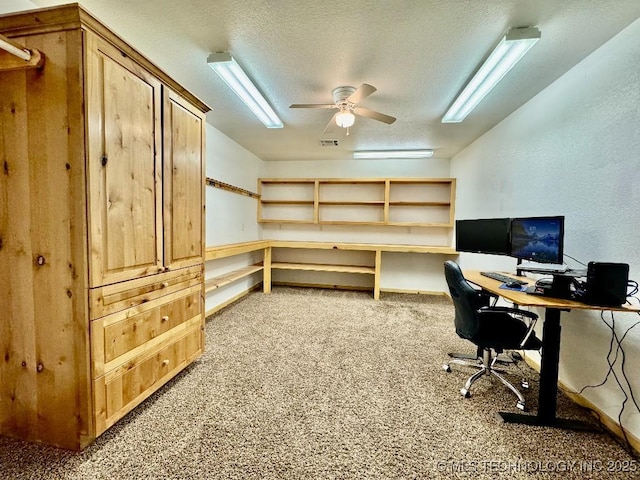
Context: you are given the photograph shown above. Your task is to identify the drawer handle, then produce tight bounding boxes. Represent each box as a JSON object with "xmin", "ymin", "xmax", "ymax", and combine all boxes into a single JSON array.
[
  {"xmin": 161, "ymin": 315, "xmax": 169, "ymax": 322},
  {"xmin": 161, "ymin": 359, "xmax": 170, "ymax": 367},
  {"xmin": 161, "ymin": 282, "xmax": 169, "ymax": 289}
]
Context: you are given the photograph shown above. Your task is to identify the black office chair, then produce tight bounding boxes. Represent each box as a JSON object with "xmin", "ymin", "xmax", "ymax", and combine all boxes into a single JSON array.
[{"xmin": 442, "ymin": 260, "xmax": 542, "ymax": 410}]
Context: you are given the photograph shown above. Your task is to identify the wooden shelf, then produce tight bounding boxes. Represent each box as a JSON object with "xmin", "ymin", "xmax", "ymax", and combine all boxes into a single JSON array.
[
  {"xmin": 258, "ymin": 177, "xmax": 455, "ymax": 227},
  {"xmin": 204, "ymin": 263, "xmax": 264, "ymax": 293},
  {"xmin": 260, "ymin": 219, "xmax": 316, "ymax": 224},
  {"xmin": 272, "ymin": 262, "xmax": 375, "ymax": 275},
  {"xmin": 389, "ymin": 179, "xmax": 452, "ymax": 184},
  {"xmin": 318, "ymin": 179, "xmax": 385, "ymax": 184},
  {"xmin": 260, "ymin": 179, "xmax": 315, "ymax": 184},
  {"xmin": 319, "ymin": 201, "xmax": 385, "ymax": 205},
  {"xmin": 269, "ymin": 241, "xmax": 458, "ymax": 255},
  {"xmin": 318, "ymin": 220, "xmax": 386, "ymax": 226},
  {"xmin": 205, "ymin": 240, "xmax": 269, "ymax": 261},
  {"xmin": 261, "ymin": 200, "xmax": 314, "ymax": 205},
  {"xmin": 389, "ymin": 201, "xmax": 451, "ymax": 206},
  {"xmin": 386, "ymin": 222, "xmax": 453, "ymax": 227}
]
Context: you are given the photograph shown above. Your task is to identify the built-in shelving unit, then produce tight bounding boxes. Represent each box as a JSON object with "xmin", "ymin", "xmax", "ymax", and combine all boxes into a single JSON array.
[
  {"xmin": 204, "ymin": 240, "xmax": 458, "ymax": 303},
  {"xmin": 258, "ymin": 179, "xmax": 316, "ymax": 223},
  {"xmin": 204, "ymin": 241, "xmax": 270, "ymax": 317},
  {"xmin": 204, "ymin": 263, "xmax": 264, "ymax": 293},
  {"xmin": 257, "ymin": 178, "xmax": 455, "ymax": 227}
]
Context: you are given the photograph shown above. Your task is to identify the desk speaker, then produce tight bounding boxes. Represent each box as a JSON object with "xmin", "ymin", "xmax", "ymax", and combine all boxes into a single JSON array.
[{"xmin": 584, "ymin": 262, "xmax": 629, "ymax": 307}]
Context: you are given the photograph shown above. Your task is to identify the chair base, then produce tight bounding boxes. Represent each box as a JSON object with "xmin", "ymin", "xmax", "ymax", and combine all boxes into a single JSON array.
[
  {"xmin": 447, "ymin": 349, "xmax": 516, "ymax": 365},
  {"xmin": 444, "ymin": 348, "xmax": 527, "ymax": 410}
]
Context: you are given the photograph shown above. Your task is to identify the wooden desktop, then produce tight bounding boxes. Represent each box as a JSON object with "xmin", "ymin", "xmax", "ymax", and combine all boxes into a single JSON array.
[{"xmin": 464, "ymin": 270, "xmax": 640, "ymax": 430}]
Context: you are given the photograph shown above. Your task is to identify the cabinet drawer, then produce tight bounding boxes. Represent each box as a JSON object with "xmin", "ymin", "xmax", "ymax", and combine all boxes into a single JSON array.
[
  {"xmin": 89, "ymin": 264, "xmax": 203, "ymax": 320},
  {"xmin": 93, "ymin": 320, "xmax": 202, "ymax": 435},
  {"xmin": 92, "ymin": 284, "xmax": 202, "ymax": 377}
]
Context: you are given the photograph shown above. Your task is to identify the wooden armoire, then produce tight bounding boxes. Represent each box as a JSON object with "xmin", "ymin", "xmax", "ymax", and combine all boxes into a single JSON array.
[{"xmin": 0, "ymin": 4, "xmax": 209, "ymax": 450}]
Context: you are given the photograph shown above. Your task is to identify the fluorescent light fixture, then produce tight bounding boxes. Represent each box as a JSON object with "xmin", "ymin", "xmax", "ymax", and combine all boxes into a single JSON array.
[
  {"xmin": 442, "ymin": 27, "xmax": 541, "ymax": 123},
  {"xmin": 353, "ymin": 149, "xmax": 434, "ymax": 159},
  {"xmin": 207, "ymin": 52, "xmax": 283, "ymax": 128}
]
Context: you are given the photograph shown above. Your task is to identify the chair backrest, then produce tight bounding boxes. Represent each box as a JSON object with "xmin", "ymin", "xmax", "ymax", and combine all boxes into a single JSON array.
[{"xmin": 443, "ymin": 260, "xmax": 485, "ymax": 340}]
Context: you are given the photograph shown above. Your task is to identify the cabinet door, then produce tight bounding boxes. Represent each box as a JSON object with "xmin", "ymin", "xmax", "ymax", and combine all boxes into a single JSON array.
[
  {"xmin": 86, "ymin": 34, "xmax": 163, "ymax": 286},
  {"xmin": 163, "ymin": 89, "xmax": 205, "ymax": 270}
]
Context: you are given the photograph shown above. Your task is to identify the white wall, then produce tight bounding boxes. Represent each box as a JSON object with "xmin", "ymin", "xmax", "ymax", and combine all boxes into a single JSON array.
[
  {"xmin": 0, "ymin": 0, "xmax": 35, "ymax": 14},
  {"xmin": 205, "ymin": 124, "xmax": 265, "ymax": 314},
  {"xmin": 205, "ymin": 124, "xmax": 263, "ymax": 246},
  {"xmin": 451, "ymin": 18, "xmax": 640, "ymax": 438},
  {"xmin": 262, "ymin": 158, "xmax": 454, "ymax": 293},
  {"xmin": 264, "ymin": 158, "xmax": 450, "ymax": 178}
]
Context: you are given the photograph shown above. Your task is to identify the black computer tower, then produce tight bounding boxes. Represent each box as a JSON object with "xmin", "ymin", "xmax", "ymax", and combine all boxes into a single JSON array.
[{"xmin": 584, "ymin": 262, "xmax": 629, "ymax": 307}]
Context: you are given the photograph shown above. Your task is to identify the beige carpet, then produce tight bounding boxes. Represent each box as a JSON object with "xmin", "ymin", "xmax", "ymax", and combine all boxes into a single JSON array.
[{"xmin": 0, "ymin": 287, "xmax": 636, "ymax": 479}]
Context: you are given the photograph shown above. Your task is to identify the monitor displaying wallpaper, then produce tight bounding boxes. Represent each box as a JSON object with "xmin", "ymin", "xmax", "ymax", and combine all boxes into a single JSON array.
[
  {"xmin": 455, "ymin": 218, "xmax": 511, "ymax": 256},
  {"xmin": 509, "ymin": 216, "xmax": 564, "ymax": 264}
]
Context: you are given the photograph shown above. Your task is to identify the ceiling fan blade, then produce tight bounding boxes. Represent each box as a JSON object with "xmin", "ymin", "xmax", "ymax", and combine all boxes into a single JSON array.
[
  {"xmin": 347, "ymin": 84, "xmax": 376, "ymax": 104},
  {"xmin": 289, "ymin": 103, "xmax": 337, "ymax": 109},
  {"xmin": 353, "ymin": 107, "xmax": 396, "ymax": 124},
  {"xmin": 323, "ymin": 113, "xmax": 338, "ymax": 134}
]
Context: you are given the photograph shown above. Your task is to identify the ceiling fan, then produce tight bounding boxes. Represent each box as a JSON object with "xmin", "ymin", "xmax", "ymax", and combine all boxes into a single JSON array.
[{"xmin": 290, "ymin": 84, "xmax": 396, "ymax": 135}]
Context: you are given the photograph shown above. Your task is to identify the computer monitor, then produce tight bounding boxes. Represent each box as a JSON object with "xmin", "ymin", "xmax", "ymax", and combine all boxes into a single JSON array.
[
  {"xmin": 455, "ymin": 218, "xmax": 511, "ymax": 256},
  {"xmin": 510, "ymin": 216, "xmax": 564, "ymax": 264}
]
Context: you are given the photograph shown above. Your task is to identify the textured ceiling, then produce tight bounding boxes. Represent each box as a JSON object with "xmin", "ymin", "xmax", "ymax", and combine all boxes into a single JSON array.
[{"xmin": 21, "ymin": 1, "xmax": 640, "ymax": 161}]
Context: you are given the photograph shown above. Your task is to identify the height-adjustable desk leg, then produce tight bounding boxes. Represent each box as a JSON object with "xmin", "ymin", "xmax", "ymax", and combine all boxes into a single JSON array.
[
  {"xmin": 497, "ymin": 308, "xmax": 596, "ymax": 431},
  {"xmin": 539, "ymin": 307, "xmax": 562, "ymax": 421}
]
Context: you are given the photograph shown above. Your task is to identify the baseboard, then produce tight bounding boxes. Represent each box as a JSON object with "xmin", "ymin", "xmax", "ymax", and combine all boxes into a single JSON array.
[
  {"xmin": 205, "ymin": 282, "xmax": 262, "ymax": 319},
  {"xmin": 272, "ymin": 281, "xmax": 372, "ymax": 292},
  {"xmin": 523, "ymin": 354, "xmax": 640, "ymax": 454},
  {"xmin": 273, "ymin": 282, "xmax": 449, "ymax": 297},
  {"xmin": 380, "ymin": 288, "xmax": 447, "ymax": 296}
]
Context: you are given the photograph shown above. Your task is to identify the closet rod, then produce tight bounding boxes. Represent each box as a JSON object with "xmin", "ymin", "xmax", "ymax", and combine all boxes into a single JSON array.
[
  {"xmin": 0, "ymin": 33, "xmax": 31, "ymax": 61},
  {"xmin": 205, "ymin": 177, "xmax": 259, "ymax": 199}
]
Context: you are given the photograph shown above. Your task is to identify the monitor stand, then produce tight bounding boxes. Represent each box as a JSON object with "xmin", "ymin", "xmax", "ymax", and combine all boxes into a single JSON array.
[
  {"xmin": 523, "ymin": 273, "xmax": 579, "ymax": 300},
  {"xmin": 546, "ymin": 274, "xmax": 574, "ymax": 300},
  {"xmin": 516, "ymin": 259, "xmax": 567, "ymax": 276},
  {"xmin": 517, "ymin": 260, "xmax": 582, "ymax": 300}
]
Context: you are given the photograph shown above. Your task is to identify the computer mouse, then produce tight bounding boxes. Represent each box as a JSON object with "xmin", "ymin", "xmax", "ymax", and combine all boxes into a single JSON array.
[{"xmin": 506, "ymin": 281, "xmax": 523, "ymax": 289}]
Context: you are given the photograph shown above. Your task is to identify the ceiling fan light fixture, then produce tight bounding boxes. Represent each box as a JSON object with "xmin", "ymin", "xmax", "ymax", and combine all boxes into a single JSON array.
[
  {"xmin": 207, "ymin": 52, "xmax": 283, "ymax": 128},
  {"xmin": 353, "ymin": 149, "xmax": 434, "ymax": 159},
  {"xmin": 442, "ymin": 26, "xmax": 541, "ymax": 123},
  {"xmin": 335, "ymin": 110, "xmax": 355, "ymax": 128}
]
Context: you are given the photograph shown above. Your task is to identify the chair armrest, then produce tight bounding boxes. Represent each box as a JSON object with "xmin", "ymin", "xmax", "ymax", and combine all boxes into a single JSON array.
[{"xmin": 479, "ymin": 290, "xmax": 499, "ymax": 307}]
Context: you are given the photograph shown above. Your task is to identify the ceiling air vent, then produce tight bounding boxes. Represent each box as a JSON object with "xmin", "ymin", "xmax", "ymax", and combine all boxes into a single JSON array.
[{"xmin": 319, "ymin": 139, "xmax": 339, "ymax": 147}]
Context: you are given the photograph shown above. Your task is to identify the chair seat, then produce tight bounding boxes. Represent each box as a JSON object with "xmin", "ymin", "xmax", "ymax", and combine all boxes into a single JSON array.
[{"xmin": 474, "ymin": 312, "xmax": 542, "ymax": 351}]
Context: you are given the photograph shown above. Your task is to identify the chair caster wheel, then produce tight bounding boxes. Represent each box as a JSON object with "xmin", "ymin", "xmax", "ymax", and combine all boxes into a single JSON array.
[
  {"xmin": 460, "ymin": 388, "xmax": 471, "ymax": 398},
  {"xmin": 443, "ymin": 365, "xmax": 451, "ymax": 372},
  {"xmin": 516, "ymin": 401, "xmax": 526, "ymax": 411},
  {"xmin": 521, "ymin": 380, "xmax": 529, "ymax": 389}
]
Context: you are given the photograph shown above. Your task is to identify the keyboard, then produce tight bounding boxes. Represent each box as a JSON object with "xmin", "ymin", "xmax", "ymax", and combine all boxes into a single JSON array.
[{"xmin": 480, "ymin": 271, "xmax": 527, "ymax": 285}]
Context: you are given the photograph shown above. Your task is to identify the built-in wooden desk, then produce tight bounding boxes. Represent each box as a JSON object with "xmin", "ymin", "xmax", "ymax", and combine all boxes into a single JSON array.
[
  {"xmin": 465, "ymin": 270, "xmax": 640, "ymax": 430},
  {"xmin": 268, "ymin": 241, "xmax": 456, "ymax": 299},
  {"xmin": 205, "ymin": 241, "xmax": 457, "ymax": 307}
]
